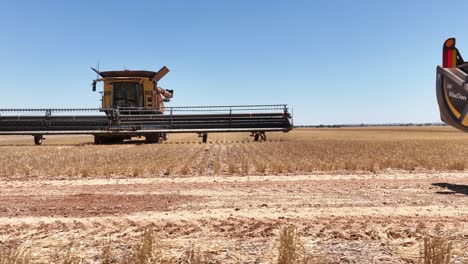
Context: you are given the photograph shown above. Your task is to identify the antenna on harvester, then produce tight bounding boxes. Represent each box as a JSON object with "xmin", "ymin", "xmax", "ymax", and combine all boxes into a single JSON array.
[
  {"xmin": 95, "ymin": 60, "xmax": 99, "ymax": 80},
  {"xmin": 91, "ymin": 60, "xmax": 101, "ymax": 92}
]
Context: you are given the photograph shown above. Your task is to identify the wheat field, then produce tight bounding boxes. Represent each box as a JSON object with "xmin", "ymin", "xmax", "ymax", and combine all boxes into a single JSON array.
[{"xmin": 1, "ymin": 126, "xmax": 468, "ymax": 178}]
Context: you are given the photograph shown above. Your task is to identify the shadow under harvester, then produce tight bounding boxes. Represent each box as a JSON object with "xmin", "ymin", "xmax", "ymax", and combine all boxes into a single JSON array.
[{"xmin": 432, "ymin": 182, "xmax": 468, "ymax": 196}]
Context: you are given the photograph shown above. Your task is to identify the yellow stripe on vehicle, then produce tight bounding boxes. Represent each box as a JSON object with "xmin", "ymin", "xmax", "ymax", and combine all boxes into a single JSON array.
[
  {"xmin": 452, "ymin": 51, "xmax": 458, "ymax": 67},
  {"xmin": 462, "ymin": 115, "xmax": 468, "ymax": 127}
]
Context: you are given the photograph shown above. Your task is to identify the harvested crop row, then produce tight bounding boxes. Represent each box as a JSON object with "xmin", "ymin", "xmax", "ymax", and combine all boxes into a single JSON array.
[{"xmin": 1, "ymin": 127, "xmax": 468, "ymax": 178}]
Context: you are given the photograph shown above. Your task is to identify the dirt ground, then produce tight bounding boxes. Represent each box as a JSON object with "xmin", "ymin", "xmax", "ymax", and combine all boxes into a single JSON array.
[
  {"xmin": 0, "ymin": 129, "xmax": 468, "ymax": 263},
  {"xmin": 0, "ymin": 172, "xmax": 467, "ymax": 263}
]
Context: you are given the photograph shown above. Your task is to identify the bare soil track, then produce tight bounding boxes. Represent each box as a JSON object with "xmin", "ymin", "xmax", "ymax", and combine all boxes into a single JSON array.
[{"xmin": 0, "ymin": 172, "xmax": 467, "ymax": 263}]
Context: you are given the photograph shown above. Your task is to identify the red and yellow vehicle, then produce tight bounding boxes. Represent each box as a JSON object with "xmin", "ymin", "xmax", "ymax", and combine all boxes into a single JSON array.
[{"xmin": 436, "ymin": 38, "xmax": 468, "ymax": 131}]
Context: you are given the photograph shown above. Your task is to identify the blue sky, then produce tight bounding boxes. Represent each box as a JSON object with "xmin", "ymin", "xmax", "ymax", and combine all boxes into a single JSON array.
[{"xmin": 0, "ymin": 0, "xmax": 467, "ymax": 125}]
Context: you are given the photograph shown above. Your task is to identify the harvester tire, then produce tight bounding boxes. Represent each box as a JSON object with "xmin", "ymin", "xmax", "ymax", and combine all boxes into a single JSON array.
[
  {"xmin": 146, "ymin": 133, "xmax": 162, "ymax": 144},
  {"xmin": 94, "ymin": 136, "xmax": 124, "ymax": 144},
  {"xmin": 34, "ymin": 135, "xmax": 43, "ymax": 145},
  {"xmin": 112, "ymin": 138, "xmax": 124, "ymax": 144},
  {"xmin": 254, "ymin": 133, "xmax": 259, "ymax": 142},
  {"xmin": 253, "ymin": 132, "xmax": 266, "ymax": 142},
  {"xmin": 94, "ymin": 136, "xmax": 103, "ymax": 145}
]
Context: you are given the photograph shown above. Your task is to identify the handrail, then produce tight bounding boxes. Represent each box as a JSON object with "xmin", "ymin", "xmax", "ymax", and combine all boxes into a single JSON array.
[{"xmin": 0, "ymin": 104, "xmax": 289, "ymax": 115}]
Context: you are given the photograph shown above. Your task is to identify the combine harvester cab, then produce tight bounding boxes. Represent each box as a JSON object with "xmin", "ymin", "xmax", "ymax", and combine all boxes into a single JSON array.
[
  {"xmin": 0, "ymin": 66, "xmax": 293, "ymax": 145},
  {"xmin": 436, "ymin": 38, "xmax": 468, "ymax": 132}
]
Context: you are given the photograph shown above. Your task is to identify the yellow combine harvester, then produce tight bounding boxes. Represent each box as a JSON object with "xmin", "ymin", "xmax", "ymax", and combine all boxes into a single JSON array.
[
  {"xmin": 90, "ymin": 66, "xmax": 174, "ymax": 143},
  {"xmin": 0, "ymin": 66, "xmax": 293, "ymax": 145},
  {"xmin": 92, "ymin": 66, "xmax": 173, "ymax": 111}
]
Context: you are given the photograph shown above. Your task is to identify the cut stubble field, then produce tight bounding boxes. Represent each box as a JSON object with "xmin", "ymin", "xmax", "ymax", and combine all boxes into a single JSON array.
[
  {"xmin": 0, "ymin": 127, "xmax": 467, "ymax": 263},
  {"xmin": 2, "ymin": 126, "xmax": 468, "ymax": 178}
]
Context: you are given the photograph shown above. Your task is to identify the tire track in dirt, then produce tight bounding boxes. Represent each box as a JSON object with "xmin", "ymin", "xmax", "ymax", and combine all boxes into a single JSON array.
[
  {"xmin": 0, "ymin": 172, "xmax": 467, "ymax": 263},
  {"xmin": 0, "ymin": 172, "xmax": 466, "ymax": 221}
]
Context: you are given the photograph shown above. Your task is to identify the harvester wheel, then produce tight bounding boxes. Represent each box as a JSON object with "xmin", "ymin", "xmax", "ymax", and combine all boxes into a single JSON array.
[
  {"xmin": 94, "ymin": 136, "xmax": 103, "ymax": 145},
  {"xmin": 112, "ymin": 138, "xmax": 124, "ymax": 144},
  {"xmin": 34, "ymin": 135, "xmax": 43, "ymax": 145},
  {"xmin": 254, "ymin": 133, "xmax": 259, "ymax": 142},
  {"xmin": 94, "ymin": 136, "xmax": 124, "ymax": 144},
  {"xmin": 202, "ymin": 133, "xmax": 208, "ymax": 143},
  {"xmin": 253, "ymin": 132, "xmax": 266, "ymax": 142},
  {"xmin": 146, "ymin": 133, "xmax": 162, "ymax": 144}
]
